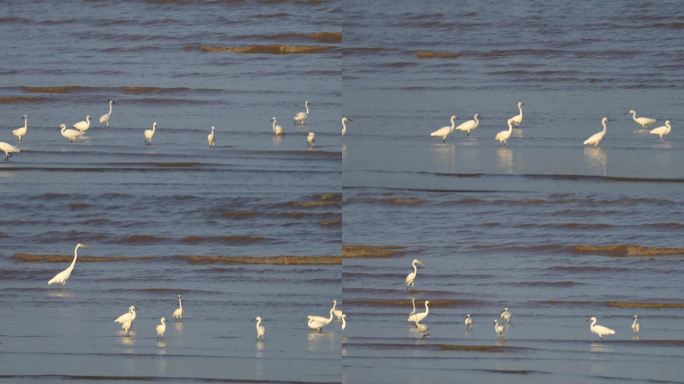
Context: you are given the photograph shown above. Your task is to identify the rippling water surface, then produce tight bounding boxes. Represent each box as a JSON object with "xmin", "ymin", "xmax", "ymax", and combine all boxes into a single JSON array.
[
  {"xmin": 342, "ymin": 1, "xmax": 684, "ymax": 383},
  {"xmin": 1, "ymin": 1, "xmax": 341, "ymax": 383}
]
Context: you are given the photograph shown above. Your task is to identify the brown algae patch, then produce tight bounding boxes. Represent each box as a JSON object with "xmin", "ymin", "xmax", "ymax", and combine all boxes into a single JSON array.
[
  {"xmin": 415, "ymin": 50, "xmax": 461, "ymax": 59},
  {"xmin": 247, "ymin": 32, "xmax": 342, "ymax": 43},
  {"xmin": 180, "ymin": 235, "xmax": 267, "ymax": 245},
  {"xmin": 21, "ymin": 86, "xmax": 86, "ymax": 94},
  {"xmin": 378, "ymin": 197, "xmax": 425, "ymax": 206},
  {"xmin": 286, "ymin": 193, "xmax": 341, "ymax": 208},
  {"xmin": 319, "ymin": 217, "xmax": 342, "ymax": 227},
  {"xmin": 219, "ymin": 209, "xmax": 258, "ymax": 219},
  {"xmin": 0, "ymin": 96, "xmax": 51, "ymax": 104},
  {"xmin": 120, "ymin": 86, "xmax": 189, "ymax": 94},
  {"xmin": 572, "ymin": 244, "xmax": 684, "ymax": 257},
  {"xmin": 607, "ymin": 301, "xmax": 684, "ymax": 309},
  {"xmin": 179, "ymin": 255, "xmax": 340, "ymax": 265},
  {"xmin": 198, "ymin": 44, "xmax": 335, "ymax": 54},
  {"xmin": 342, "ymin": 244, "xmax": 407, "ymax": 259},
  {"xmin": 15, "ymin": 253, "xmax": 155, "ymax": 263}
]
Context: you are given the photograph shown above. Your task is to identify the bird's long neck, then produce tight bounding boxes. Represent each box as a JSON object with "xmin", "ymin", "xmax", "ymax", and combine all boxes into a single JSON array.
[
  {"xmin": 590, "ymin": 318, "xmax": 596, "ymax": 328},
  {"xmin": 69, "ymin": 246, "xmax": 79, "ymax": 269},
  {"xmin": 474, "ymin": 115, "xmax": 479, "ymax": 123},
  {"xmin": 161, "ymin": 318, "xmax": 166, "ymax": 325},
  {"xmin": 412, "ymin": 262, "xmax": 418, "ymax": 274},
  {"xmin": 131, "ymin": 308, "xmax": 136, "ymax": 316},
  {"xmin": 179, "ymin": 297, "xmax": 182, "ymax": 308},
  {"xmin": 328, "ymin": 307, "xmax": 335, "ymax": 321},
  {"xmin": 341, "ymin": 317, "xmax": 346, "ymax": 328},
  {"xmin": 632, "ymin": 318, "xmax": 637, "ymax": 326},
  {"xmin": 256, "ymin": 318, "xmax": 261, "ymax": 327},
  {"xmin": 108, "ymin": 102, "xmax": 113, "ymax": 114},
  {"xmin": 23, "ymin": 116, "xmax": 28, "ymax": 129},
  {"xmin": 341, "ymin": 118, "xmax": 347, "ymax": 130},
  {"xmin": 272, "ymin": 120, "xmax": 277, "ymax": 129},
  {"xmin": 152, "ymin": 124, "xmax": 156, "ymax": 133},
  {"xmin": 450, "ymin": 117, "xmax": 456, "ymax": 130},
  {"xmin": 305, "ymin": 103, "xmax": 309, "ymax": 114},
  {"xmin": 507, "ymin": 120, "xmax": 513, "ymax": 132},
  {"xmin": 601, "ymin": 120, "xmax": 607, "ymax": 132},
  {"xmin": 61, "ymin": 126, "xmax": 67, "ymax": 133},
  {"xmin": 411, "ymin": 298, "xmax": 416, "ymax": 311},
  {"xmin": 630, "ymin": 111, "xmax": 637, "ymax": 119},
  {"xmin": 518, "ymin": 103, "xmax": 523, "ymax": 116},
  {"xmin": 424, "ymin": 302, "xmax": 429, "ymax": 315}
]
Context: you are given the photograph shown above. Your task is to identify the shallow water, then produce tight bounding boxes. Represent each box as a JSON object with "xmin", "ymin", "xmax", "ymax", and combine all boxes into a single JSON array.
[
  {"xmin": 342, "ymin": 1, "xmax": 684, "ymax": 383},
  {"xmin": 0, "ymin": 1, "xmax": 341, "ymax": 383}
]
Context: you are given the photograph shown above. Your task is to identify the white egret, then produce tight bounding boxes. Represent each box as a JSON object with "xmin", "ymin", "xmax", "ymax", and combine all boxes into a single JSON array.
[
  {"xmin": 341, "ymin": 314, "xmax": 347, "ymax": 330},
  {"xmin": 172, "ymin": 294, "xmax": 183, "ymax": 320},
  {"xmin": 500, "ymin": 307, "xmax": 512, "ymax": 323},
  {"xmin": 0, "ymin": 142, "xmax": 20, "ymax": 161},
  {"xmin": 294, "ymin": 100, "xmax": 310, "ymax": 125},
  {"xmin": 413, "ymin": 300, "xmax": 430, "ymax": 324},
  {"xmin": 341, "ymin": 116, "xmax": 351, "ymax": 136},
  {"xmin": 115, "ymin": 305, "xmax": 137, "ymax": 324},
  {"xmin": 405, "ymin": 259, "xmax": 424, "ymax": 289},
  {"xmin": 144, "ymin": 121, "xmax": 157, "ymax": 144},
  {"xmin": 307, "ymin": 300, "xmax": 336, "ymax": 331},
  {"xmin": 307, "ymin": 132, "xmax": 315, "ymax": 147},
  {"xmin": 60, "ymin": 123, "xmax": 84, "ymax": 143},
  {"xmin": 464, "ymin": 314, "xmax": 473, "ymax": 330},
  {"xmin": 271, "ymin": 117, "xmax": 284, "ymax": 135},
  {"xmin": 407, "ymin": 297, "xmax": 417, "ymax": 323},
  {"xmin": 588, "ymin": 316, "xmax": 615, "ymax": 339},
  {"xmin": 333, "ymin": 306, "xmax": 344, "ymax": 322},
  {"xmin": 650, "ymin": 120, "xmax": 671, "ymax": 140},
  {"xmin": 12, "ymin": 114, "xmax": 28, "ymax": 142},
  {"xmin": 47, "ymin": 243, "xmax": 87, "ymax": 286},
  {"xmin": 456, "ymin": 113, "xmax": 480, "ymax": 136},
  {"xmin": 628, "ymin": 110, "xmax": 656, "ymax": 129},
  {"xmin": 255, "ymin": 316, "xmax": 265, "ymax": 339},
  {"xmin": 493, "ymin": 320, "xmax": 506, "ymax": 338},
  {"xmin": 495, "ymin": 118, "xmax": 514, "ymax": 145},
  {"xmin": 73, "ymin": 115, "xmax": 91, "ymax": 132},
  {"xmin": 207, "ymin": 126, "xmax": 215, "ymax": 147},
  {"xmin": 99, "ymin": 100, "xmax": 113, "ymax": 127},
  {"xmin": 583, "ymin": 117, "xmax": 608, "ymax": 146},
  {"xmin": 430, "ymin": 115, "xmax": 457, "ymax": 143},
  {"xmin": 510, "ymin": 101, "xmax": 524, "ymax": 127},
  {"xmin": 156, "ymin": 317, "xmax": 166, "ymax": 339},
  {"xmin": 631, "ymin": 315, "xmax": 640, "ymax": 335}
]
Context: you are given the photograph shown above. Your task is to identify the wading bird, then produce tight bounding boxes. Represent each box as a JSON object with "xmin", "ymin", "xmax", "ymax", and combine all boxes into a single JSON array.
[
  {"xmin": 207, "ymin": 126, "xmax": 215, "ymax": 147},
  {"xmin": 12, "ymin": 114, "xmax": 28, "ymax": 142},
  {"xmin": 493, "ymin": 319, "xmax": 506, "ymax": 338},
  {"xmin": 500, "ymin": 307, "xmax": 512, "ymax": 323},
  {"xmin": 156, "ymin": 317, "xmax": 166, "ymax": 339},
  {"xmin": 588, "ymin": 316, "xmax": 615, "ymax": 339},
  {"xmin": 307, "ymin": 132, "xmax": 315, "ymax": 148},
  {"xmin": 464, "ymin": 314, "xmax": 473, "ymax": 330},
  {"xmin": 430, "ymin": 115, "xmax": 457, "ymax": 143},
  {"xmin": 341, "ymin": 116, "xmax": 351, "ymax": 136},
  {"xmin": 650, "ymin": 120, "xmax": 671, "ymax": 140},
  {"xmin": 73, "ymin": 115, "xmax": 91, "ymax": 132},
  {"xmin": 294, "ymin": 100, "xmax": 310, "ymax": 125},
  {"xmin": 173, "ymin": 294, "xmax": 183, "ymax": 320},
  {"xmin": 631, "ymin": 315, "xmax": 640, "ymax": 335},
  {"xmin": 0, "ymin": 142, "xmax": 20, "ymax": 161},
  {"xmin": 255, "ymin": 316, "xmax": 265, "ymax": 339},
  {"xmin": 405, "ymin": 259, "xmax": 425, "ymax": 289},
  {"xmin": 115, "ymin": 305, "xmax": 137, "ymax": 325},
  {"xmin": 307, "ymin": 300, "xmax": 336, "ymax": 331},
  {"xmin": 583, "ymin": 117, "xmax": 608, "ymax": 146},
  {"xmin": 99, "ymin": 100, "xmax": 113, "ymax": 127},
  {"xmin": 495, "ymin": 118, "xmax": 514, "ymax": 145},
  {"xmin": 144, "ymin": 121, "xmax": 157, "ymax": 144},
  {"xmin": 456, "ymin": 113, "xmax": 480, "ymax": 136},
  {"xmin": 412, "ymin": 300, "xmax": 430, "ymax": 324},
  {"xmin": 510, "ymin": 101, "xmax": 525, "ymax": 127},
  {"xmin": 60, "ymin": 123, "xmax": 84, "ymax": 143},
  {"xmin": 47, "ymin": 243, "xmax": 87, "ymax": 286},
  {"xmin": 271, "ymin": 117, "xmax": 284, "ymax": 135},
  {"xmin": 628, "ymin": 110, "xmax": 656, "ymax": 129}
]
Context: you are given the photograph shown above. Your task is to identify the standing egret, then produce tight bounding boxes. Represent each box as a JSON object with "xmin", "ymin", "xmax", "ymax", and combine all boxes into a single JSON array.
[
  {"xmin": 430, "ymin": 115, "xmax": 457, "ymax": 143},
  {"xmin": 294, "ymin": 100, "xmax": 310, "ymax": 125},
  {"xmin": 649, "ymin": 120, "xmax": 671, "ymax": 140},
  {"xmin": 255, "ymin": 316, "xmax": 265, "ymax": 339},
  {"xmin": 307, "ymin": 132, "xmax": 315, "ymax": 148},
  {"xmin": 47, "ymin": 243, "xmax": 87, "ymax": 286},
  {"xmin": 341, "ymin": 116, "xmax": 351, "ymax": 136},
  {"xmin": 628, "ymin": 110, "xmax": 656, "ymax": 129},
  {"xmin": 341, "ymin": 314, "xmax": 347, "ymax": 330},
  {"xmin": 172, "ymin": 294, "xmax": 183, "ymax": 320},
  {"xmin": 583, "ymin": 117, "xmax": 608, "ymax": 146},
  {"xmin": 207, "ymin": 126, "xmax": 215, "ymax": 147},
  {"xmin": 407, "ymin": 297, "xmax": 417, "ymax": 323},
  {"xmin": 588, "ymin": 316, "xmax": 615, "ymax": 339},
  {"xmin": 60, "ymin": 123, "xmax": 84, "ymax": 143},
  {"xmin": 115, "ymin": 305, "xmax": 137, "ymax": 324},
  {"xmin": 405, "ymin": 259, "xmax": 425, "ymax": 289},
  {"xmin": 495, "ymin": 118, "xmax": 514, "ymax": 145},
  {"xmin": 464, "ymin": 314, "xmax": 473, "ymax": 330},
  {"xmin": 73, "ymin": 115, "xmax": 91, "ymax": 132},
  {"xmin": 156, "ymin": 317, "xmax": 166, "ymax": 339},
  {"xmin": 99, "ymin": 100, "xmax": 113, "ymax": 127},
  {"xmin": 493, "ymin": 320, "xmax": 506, "ymax": 338},
  {"xmin": 333, "ymin": 306, "xmax": 344, "ymax": 322},
  {"xmin": 0, "ymin": 142, "xmax": 20, "ymax": 161},
  {"xmin": 510, "ymin": 102, "xmax": 525, "ymax": 127},
  {"xmin": 456, "ymin": 113, "xmax": 480, "ymax": 136},
  {"xmin": 631, "ymin": 315, "xmax": 640, "ymax": 335},
  {"xmin": 144, "ymin": 121, "xmax": 157, "ymax": 145},
  {"xmin": 500, "ymin": 307, "xmax": 512, "ymax": 323},
  {"xmin": 12, "ymin": 114, "xmax": 28, "ymax": 142},
  {"xmin": 413, "ymin": 300, "xmax": 430, "ymax": 324},
  {"xmin": 271, "ymin": 117, "xmax": 284, "ymax": 135},
  {"xmin": 307, "ymin": 300, "xmax": 336, "ymax": 331}
]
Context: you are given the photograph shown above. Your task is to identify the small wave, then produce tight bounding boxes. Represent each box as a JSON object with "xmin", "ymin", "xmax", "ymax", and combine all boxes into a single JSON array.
[
  {"xmin": 236, "ymin": 32, "xmax": 342, "ymax": 43},
  {"xmin": 20, "ymin": 86, "xmax": 98, "ymax": 94},
  {"xmin": 120, "ymin": 86, "xmax": 189, "ymax": 94},
  {"xmin": 285, "ymin": 193, "xmax": 341, "ymax": 208},
  {"xmin": 345, "ymin": 298, "xmax": 479, "ymax": 307},
  {"xmin": 416, "ymin": 50, "xmax": 461, "ymax": 59},
  {"xmin": 572, "ymin": 244, "xmax": 684, "ymax": 257},
  {"xmin": 178, "ymin": 255, "xmax": 340, "ymax": 265},
  {"xmin": 547, "ymin": 265, "xmax": 631, "ymax": 273},
  {"xmin": 0, "ymin": 16, "xmax": 31, "ymax": 24},
  {"xmin": 510, "ymin": 281, "xmax": 580, "ymax": 287},
  {"xmin": 69, "ymin": 202, "xmax": 91, "ymax": 210},
  {"xmin": 0, "ymin": 96, "xmax": 51, "ymax": 104},
  {"xmin": 218, "ymin": 209, "xmax": 258, "ymax": 219},
  {"xmin": 180, "ymin": 235, "xmax": 267, "ymax": 245},
  {"xmin": 124, "ymin": 234, "xmax": 165, "ymax": 244},
  {"xmin": 254, "ymin": 12, "xmax": 289, "ymax": 19},
  {"xmin": 319, "ymin": 216, "xmax": 341, "ymax": 227},
  {"xmin": 194, "ymin": 44, "xmax": 336, "ymax": 54},
  {"xmin": 342, "ymin": 244, "xmax": 407, "ymax": 259},
  {"xmin": 14, "ymin": 253, "xmax": 156, "ymax": 263},
  {"xmin": 348, "ymin": 342, "xmax": 519, "ymax": 353}
]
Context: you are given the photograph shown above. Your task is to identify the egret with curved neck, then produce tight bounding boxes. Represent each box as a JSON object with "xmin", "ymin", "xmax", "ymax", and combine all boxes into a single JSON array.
[
  {"xmin": 307, "ymin": 299, "xmax": 336, "ymax": 331},
  {"xmin": 144, "ymin": 121, "xmax": 157, "ymax": 144},
  {"xmin": 495, "ymin": 118, "xmax": 514, "ymax": 145},
  {"xmin": 12, "ymin": 114, "xmax": 28, "ymax": 142},
  {"xmin": 628, "ymin": 110, "xmax": 656, "ymax": 129},
  {"xmin": 407, "ymin": 297, "xmax": 417, "ymax": 322},
  {"xmin": 405, "ymin": 258, "xmax": 424, "ymax": 289},
  {"xmin": 430, "ymin": 115, "xmax": 457, "ymax": 142},
  {"xmin": 650, "ymin": 120, "xmax": 671, "ymax": 140},
  {"xmin": 207, "ymin": 126, "xmax": 215, "ymax": 147},
  {"xmin": 60, "ymin": 123, "xmax": 84, "ymax": 143},
  {"xmin": 631, "ymin": 315, "xmax": 640, "ymax": 334},
  {"xmin": 341, "ymin": 117, "xmax": 351, "ymax": 136},
  {"xmin": 255, "ymin": 316, "xmax": 265, "ymax": 339},
  {"xmin": 156, "ymin": 317, "xmax": 166, "ymax": 338},
  {"xmin": 48, "ymin": 243, "xmax": 87, "ymax": 286},
  {"xmin": 115, "ymin": 305, "xmax": 137, "ymax": 324},
  {"xmin": 510, "ymin": 102, "xmax": 524, "ymax": 127},
  {"xmin": 271, "ymin": 117, "xmax": 284, "ymax": 135},
  {"xmin": 588, "ymin": 316, "xmax": 615, "ymax": 339},
  {"xmin": 456, "ymin": 113, "xmax": 480, "ymax": 136},
  {"xmin": 413, "ymin": 300, "xmax": 430, "ymax": 324},
  {"xmin": 99, "ymin": 100, "xmax": 113, "ymax": 126},
  {"xmin": 73, "ymin": 115, "xmax": 91, "ymax": 132},
  {"xmin": 294, "ymin": 100, "xmax": 310, "ymax": 125},
  {"xmin": 583, "ymin": 117, "xmax": 608, "ymax": 146}
]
